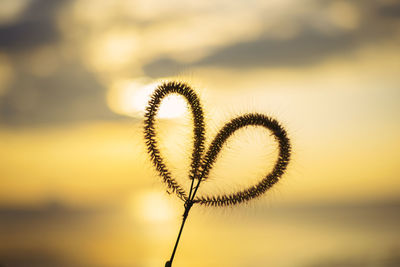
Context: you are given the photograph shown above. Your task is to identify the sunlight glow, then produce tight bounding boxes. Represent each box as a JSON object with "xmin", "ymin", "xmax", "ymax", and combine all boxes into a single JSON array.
[
  {"xmin": 85, "ymin": 29, "xmax": 140, "ymax": 72},
  {"xmin": 328, "ymin": 1, "xmax": 360, "ymax": 30},
  {"xmin": 132, "ymin": 190, "xmax": 178, "ymax": 224},
  {"xmin": 107, "ymin": 79, "xmax": 187, "ymax": 118}
]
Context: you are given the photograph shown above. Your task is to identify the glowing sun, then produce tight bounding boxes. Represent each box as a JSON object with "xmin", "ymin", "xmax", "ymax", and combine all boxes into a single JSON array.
[{"xmin": 107, "ymin": 79, "xmax": 187, "ymax": 118}]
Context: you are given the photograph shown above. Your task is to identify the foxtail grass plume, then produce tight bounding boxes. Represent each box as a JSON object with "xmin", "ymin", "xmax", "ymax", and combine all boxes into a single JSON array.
[{"xmin": 143, "ymin": 81, "xmax": 291, "ymax": 266}]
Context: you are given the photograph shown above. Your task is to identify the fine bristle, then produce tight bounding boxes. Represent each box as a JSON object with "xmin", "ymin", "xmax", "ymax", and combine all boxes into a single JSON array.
[
  {"xmin": 194, "ymin": 113, "xmax": 291, "ymax": 206},
  {"xmin": 144, "ymin": 81, "xmax": 291, "ymax": 206},
  {"xmin": 144, "ymin": 81, "xmax": 205, "ymax": 201}
]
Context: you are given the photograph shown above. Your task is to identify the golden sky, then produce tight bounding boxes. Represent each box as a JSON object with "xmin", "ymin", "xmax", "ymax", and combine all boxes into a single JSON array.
[{"xmin": 0, "ymin": 0, "xmax": 400, "ymax": 266}]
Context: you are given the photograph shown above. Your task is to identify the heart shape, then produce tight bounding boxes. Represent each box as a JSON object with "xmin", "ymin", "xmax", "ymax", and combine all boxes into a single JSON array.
[{"xmin": 144, "ymin": 81, "xmax": 291, "ymax": 206}]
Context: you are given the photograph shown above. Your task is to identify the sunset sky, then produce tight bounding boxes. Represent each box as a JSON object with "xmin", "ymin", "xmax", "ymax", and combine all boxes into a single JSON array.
[{"xmin": 0, "ymin": 0, "xmax": 399, "ymax": 266}]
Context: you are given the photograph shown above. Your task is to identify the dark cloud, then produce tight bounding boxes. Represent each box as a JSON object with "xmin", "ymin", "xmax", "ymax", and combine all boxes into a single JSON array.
[
  {"xmin": 2, "ymin": 0, "xmax": 399, "ymax": 125},
  {"xmin": 0, "ymin": 0, "xmax": 128, "ymax": 126},
  {"xmin": 0, "ymin": 203, "xmax": 95, "ymax": 267},
  {"xmin": 197, "ymin": 30, "xmax": 358, "ymax": 68},
  {"xmin": 142, "ymin": 58, "xmax": 188, "ymax": 78},
  {"xmin": 0, "ymin": 61, "xmax": 124, "ymax": 126},
  {"xmin": 378, "ymin": 1, "xmax": 400, "ymax": 18},
  {"xmin": 0, "ymin": 202, "xmax": 131, "ymax": 267},
  {"xmin": 0, "ymin": 250, "xmax": 84, "ymax": 267},
  {"xmin": 0, "ymin": 0, "xmax": 67, "ymax": 51},
  {"xmin": 304, "ymin": 252, "xmax": 400, "ymax": 267},
  {"xmin": 141, "ymin": 28, "xmax": 365, "ymax": 77},
  {"xmin": 0, "ymin": 20, "xmax": 57, "ymax": 50},
  {"xmin": 0, "ymin": 202, "xmax": 90, "ymax": 267},
  {"xmin": 143, "ymin": 1, "xmax": 400, "ymax": 78},
  {"xmin": 0, "ymin": 201, "xmax": 98, "ymax": 223}
]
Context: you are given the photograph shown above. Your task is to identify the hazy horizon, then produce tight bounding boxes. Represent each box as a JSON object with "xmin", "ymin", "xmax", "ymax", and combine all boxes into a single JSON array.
[{"xmin": 0, "ymin": 0, "xmax": 399, "ymax": 266}]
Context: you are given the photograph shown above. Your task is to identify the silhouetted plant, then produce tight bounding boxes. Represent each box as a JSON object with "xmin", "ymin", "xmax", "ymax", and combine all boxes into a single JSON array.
[{"xmin": 144, "ymin": 81, "xmax": 291, "ymax": 266}]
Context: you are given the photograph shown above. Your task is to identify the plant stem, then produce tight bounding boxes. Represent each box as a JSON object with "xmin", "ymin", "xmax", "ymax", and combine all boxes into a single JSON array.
[
  {"xmin": 165, "ymin": 200, "xmax": 193, "ymax": 267},
  {"xmin": 166, "ymin": 169, "xmax": 204, "ymax": 266}
]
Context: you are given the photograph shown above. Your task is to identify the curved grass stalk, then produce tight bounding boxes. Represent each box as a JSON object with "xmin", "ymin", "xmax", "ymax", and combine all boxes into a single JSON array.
[
  {"xmin": 144, "ymin": 81, "xmax": 205, "ymax": 201},
  {"xmin": 143, "ymin": 81, "xmax": 291, "ymax": 266}
]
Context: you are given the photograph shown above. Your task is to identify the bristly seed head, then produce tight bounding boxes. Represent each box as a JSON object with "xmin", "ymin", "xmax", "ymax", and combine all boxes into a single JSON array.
[
  {"xmin": 144, "ymin": 81, "xmax": 205, "ymax": 201},
  {"xmin": 143, "ymin": 81, "xmax": 291, "ymax": 206}
]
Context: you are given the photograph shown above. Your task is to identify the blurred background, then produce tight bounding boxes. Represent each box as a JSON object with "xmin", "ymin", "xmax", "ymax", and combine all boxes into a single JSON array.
[{"xmin": 0, "ymin": 0, "xmax": 400, "ymax": 266}]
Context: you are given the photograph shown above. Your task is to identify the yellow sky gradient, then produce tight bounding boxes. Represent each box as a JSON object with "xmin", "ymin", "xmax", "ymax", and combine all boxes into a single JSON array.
[
  {"xmin": 1, "ymin": 38, "xmax": 399, "ymax": 208},
  {"xmin": 1, "ymin": 1, "xmax": 400, "ymax": 266}
]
